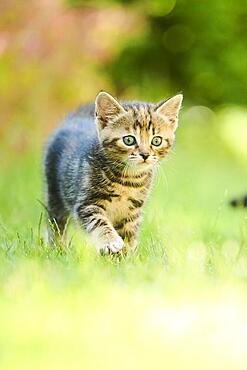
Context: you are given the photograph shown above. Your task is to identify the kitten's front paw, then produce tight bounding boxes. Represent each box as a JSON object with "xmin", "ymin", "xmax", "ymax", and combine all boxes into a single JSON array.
[{"xmin": 98, "ymin": 235, "xmax": 124, "ymax": 255}]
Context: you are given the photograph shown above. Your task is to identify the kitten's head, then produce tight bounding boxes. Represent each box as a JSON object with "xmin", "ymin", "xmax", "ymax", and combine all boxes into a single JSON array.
[{"xmin": 95, "ymin": 91, "xmax": 183, "ymax": 170}]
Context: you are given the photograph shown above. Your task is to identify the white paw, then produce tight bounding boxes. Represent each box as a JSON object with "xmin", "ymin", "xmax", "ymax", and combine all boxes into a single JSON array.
[{"xmin": 98, "ymin": 235, "xmax": 124, "ymax": 255}]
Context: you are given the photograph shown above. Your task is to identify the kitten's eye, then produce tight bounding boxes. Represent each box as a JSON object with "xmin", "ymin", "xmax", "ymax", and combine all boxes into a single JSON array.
[
  {"xmin": 151, "ymin": 136, "xmax": 162, "ymax": 146},
  {"xmin": 123, "ymin": 135, "xmax": 136, "ymax": 146}
]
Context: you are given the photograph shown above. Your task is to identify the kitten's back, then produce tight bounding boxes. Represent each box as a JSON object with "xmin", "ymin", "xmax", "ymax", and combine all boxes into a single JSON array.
[
  {"xmin": 46, "ymin": 102, "xmax": 98, "ymax": 161},
  {"xmin": 44, "ymin": 102, "xmax": 98, "ymax": 211}
]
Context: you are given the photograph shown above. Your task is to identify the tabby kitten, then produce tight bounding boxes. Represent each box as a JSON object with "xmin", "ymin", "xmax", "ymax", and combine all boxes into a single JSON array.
[{"xmin": 45, "ymin": 92, "xmax": 183, "ymax": 254}]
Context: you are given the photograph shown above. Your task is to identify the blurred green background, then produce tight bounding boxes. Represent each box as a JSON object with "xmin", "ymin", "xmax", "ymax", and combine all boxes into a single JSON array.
[{"xmin": 0, "ymin": 1, "xmax": 247, "ymax": 369}]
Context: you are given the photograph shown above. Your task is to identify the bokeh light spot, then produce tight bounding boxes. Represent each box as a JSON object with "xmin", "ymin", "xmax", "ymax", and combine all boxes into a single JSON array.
[{"xmin": 145, "ymin": 0, "xmax": 176, "ymax": 17}]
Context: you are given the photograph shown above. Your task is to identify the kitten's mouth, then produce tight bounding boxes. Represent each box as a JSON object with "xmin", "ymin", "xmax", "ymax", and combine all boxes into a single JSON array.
[{"xmin": 127, "ymin": 157, "xmax": 155, "ymax": 168}]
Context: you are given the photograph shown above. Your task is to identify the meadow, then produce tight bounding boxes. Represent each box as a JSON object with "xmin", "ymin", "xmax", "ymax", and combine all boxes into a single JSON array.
[
  {"xmin": 0, "ymin": 104, "xmax": 247, "ymax": 370},
  {"xmin": 1, "ymin": 0, "xmax": 247, "ymax": 368}
]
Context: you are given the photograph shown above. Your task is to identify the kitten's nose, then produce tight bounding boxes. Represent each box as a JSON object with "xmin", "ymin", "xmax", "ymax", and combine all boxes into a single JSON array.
[{"xmin": 140, "ymin": 153, "xmax": 149, "ymax": 161}]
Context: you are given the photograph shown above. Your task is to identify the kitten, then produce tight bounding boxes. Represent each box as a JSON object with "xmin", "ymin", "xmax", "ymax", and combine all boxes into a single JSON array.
[{"xmin": 44, "ymin": 92, "xmax": 183, "ymax": 254}]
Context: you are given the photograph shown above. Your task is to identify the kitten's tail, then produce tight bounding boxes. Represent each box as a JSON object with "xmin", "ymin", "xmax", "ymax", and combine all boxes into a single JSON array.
[{"xmin": 230, "ymin": 194, "xmax": 247, "ymax": 208}]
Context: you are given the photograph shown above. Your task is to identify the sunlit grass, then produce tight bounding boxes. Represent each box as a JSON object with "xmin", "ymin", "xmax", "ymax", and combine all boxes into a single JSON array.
[{"xmin": 0, "ymin": 108, "xmax": 247, "ymax": 369}]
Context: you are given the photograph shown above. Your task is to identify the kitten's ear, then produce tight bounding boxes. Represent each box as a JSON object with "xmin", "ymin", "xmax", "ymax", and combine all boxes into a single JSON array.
[
  {"xmin": 95, "ymin": 91, "xmax": 125, "ymax": 129},
  {"xmin": 156, "ymin": 94, "xmax": 183, "ymax": 130}
]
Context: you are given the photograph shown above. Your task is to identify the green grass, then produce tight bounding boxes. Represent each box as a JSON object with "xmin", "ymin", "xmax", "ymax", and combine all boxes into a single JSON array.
[{"xmin": 0, "ymin": 108, "xmax": 247, "ymax": 370}]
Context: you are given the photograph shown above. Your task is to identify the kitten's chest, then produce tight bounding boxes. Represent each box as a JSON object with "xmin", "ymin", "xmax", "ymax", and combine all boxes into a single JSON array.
[{"xmin": 103, "ymin": 184, "xmax": 148, "ymax": 223}]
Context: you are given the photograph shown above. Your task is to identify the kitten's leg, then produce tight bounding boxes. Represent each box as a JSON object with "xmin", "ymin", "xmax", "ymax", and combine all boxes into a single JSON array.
[
  {"xmin": 45, "ymin": 147, "xmax": 70, "ymax": 244},
  {"xmin": 76, "ymin": 204, "xmax": 124, "ymax": 254},
  {"xmin": 115, "ymin": 215, "xmax": 141, "ymax": 251},
  {"xmin": 46, "ymin": 193, "xmax": 68, "ymax": 244},
  {"xmin": 47, "ymin": 212, "xmax": 68, "ymax": 243},
  {"xmin": 117, "ymin": 214, "xmax": 142, "ymax": 250}
]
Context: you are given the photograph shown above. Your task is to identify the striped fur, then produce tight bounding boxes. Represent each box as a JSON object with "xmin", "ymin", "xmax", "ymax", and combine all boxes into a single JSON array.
[{"xmin": 44, "ymin": 91, "xmax": 183, "ymax": 254}]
